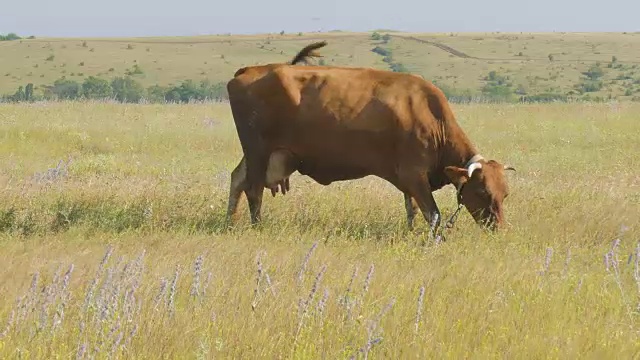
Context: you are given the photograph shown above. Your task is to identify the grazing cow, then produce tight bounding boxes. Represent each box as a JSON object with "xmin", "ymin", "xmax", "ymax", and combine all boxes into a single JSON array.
[{"xmin": 225, "ymin": 41, "xmax": 515, "ymax": 234}]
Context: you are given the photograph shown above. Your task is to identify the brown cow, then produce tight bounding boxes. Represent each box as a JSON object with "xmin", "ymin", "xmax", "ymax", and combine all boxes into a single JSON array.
[{"xmin": 225, "ymin": 41, "xmax": 515, "ymax": 234}]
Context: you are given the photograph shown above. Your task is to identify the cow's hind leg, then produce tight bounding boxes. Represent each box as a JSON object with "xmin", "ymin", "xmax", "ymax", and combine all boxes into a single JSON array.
[
  {"xmin": 225, "ymin": 151, "xmax": 294, "ymax": 227},
  {"xmin": 245, "ymin": 177, "xmax": 266, "ymax": 225},
  {"xmin": 227, "ymin": 85, "xmax": 269, "ymax": 225},
  {"xmin": 225, "ymin": 156, "xmax": 249, "ymax": 226},
  {"xmin": 243, "ymin": 150, "xmax": 269, "ymax": 225},
  {"xmin": 244, "ymin": 149, "xmax": 296, "ymax": 224}
]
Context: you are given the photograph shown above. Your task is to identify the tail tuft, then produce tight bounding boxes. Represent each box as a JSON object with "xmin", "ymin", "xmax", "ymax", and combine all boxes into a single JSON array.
[{"xmin": 289, "ymin": 41, "xmax": 328, "ymax": 65}]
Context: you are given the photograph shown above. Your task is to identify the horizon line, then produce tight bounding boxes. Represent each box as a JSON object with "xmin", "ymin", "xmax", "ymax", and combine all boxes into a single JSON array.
[{"xmin": 3, "ymin": 29, "xmax": 639, "ymax": 40}]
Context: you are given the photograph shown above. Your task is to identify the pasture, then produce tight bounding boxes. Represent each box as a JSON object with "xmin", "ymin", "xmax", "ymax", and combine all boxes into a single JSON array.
[
  {"xmin": 0, "ymin": 100, "xmax": 639, "ymax": 358},
  {"xmin": 2, "ymin": 31, "xmax": 640, "ymax": 100}
]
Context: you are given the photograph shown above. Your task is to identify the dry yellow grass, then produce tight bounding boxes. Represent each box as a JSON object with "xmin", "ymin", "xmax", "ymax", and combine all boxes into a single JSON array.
[{"xmin": 0, "ymin": 101, "xmax": 639, "ymax": 358}]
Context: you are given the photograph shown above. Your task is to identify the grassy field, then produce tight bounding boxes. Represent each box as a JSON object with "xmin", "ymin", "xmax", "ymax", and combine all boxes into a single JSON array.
[
  {"xmin": 1, "ymin": 100, "xmax": 640, "ymax": 358},
  {"xmin": 2, "ymin": 31, "xmax": 640, "ymax": 100}
]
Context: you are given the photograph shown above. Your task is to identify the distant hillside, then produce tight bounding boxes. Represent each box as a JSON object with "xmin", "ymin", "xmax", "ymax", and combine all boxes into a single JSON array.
[{"xmin": 1, "ymin": 31, "xmax": 640, "ymax": 102}]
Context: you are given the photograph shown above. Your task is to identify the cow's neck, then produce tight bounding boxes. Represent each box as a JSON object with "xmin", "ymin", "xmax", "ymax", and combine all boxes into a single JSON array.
[{"xmin": 430, "ymin": 123, "xmax": 480, "ymax": 190}]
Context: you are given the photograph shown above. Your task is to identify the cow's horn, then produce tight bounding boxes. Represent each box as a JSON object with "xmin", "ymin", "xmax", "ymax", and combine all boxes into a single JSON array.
[
  {"xmin": 467, "ymin": 162, "xmax": 483, "ymax": 178},
  {"xmin": 504, "ymin": 165, "xmax": 516, "ymax": 171}
]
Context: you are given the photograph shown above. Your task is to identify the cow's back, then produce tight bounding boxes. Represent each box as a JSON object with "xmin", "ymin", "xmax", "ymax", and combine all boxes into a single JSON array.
[{"xmin": 297, "ymin": 68, "xmax": 446, "ymax": 164}]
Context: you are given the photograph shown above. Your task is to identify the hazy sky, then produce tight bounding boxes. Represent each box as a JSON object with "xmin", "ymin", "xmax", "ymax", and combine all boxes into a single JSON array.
[{"xmin": 1, "ymin": 0, "xmax": 638, "ymax": 37}]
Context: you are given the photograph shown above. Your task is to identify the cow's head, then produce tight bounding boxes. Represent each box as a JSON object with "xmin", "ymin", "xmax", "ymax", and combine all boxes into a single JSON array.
[{"xmin": 444, "ymin": 158, "xmax": 515, "ymax": 231}]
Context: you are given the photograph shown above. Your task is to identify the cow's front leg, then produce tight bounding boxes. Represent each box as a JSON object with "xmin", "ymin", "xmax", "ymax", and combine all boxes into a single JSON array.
[
  {"xmin": 404, "ymin": 192, "xmax": 419, "ymax": 231},
  {"xmin": 244, "ymin": 154, "xmax": 268, "ymax": 226},
  {"xmin": 409, "ymin": 182, "xmax": 442, "ymax": 242}
]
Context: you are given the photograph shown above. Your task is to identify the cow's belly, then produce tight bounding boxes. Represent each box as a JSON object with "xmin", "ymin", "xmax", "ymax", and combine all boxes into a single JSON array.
[
  {"xmin": 271, "ymin": 106, "xmax": 401, "ymax": 185},
  {"xmin": 296, "ymin": 159, "xmax": 370, "ymax": 185}
]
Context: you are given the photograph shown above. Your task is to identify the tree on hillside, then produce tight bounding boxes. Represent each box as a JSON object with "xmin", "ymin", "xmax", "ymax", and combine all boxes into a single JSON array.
[
  {"xmin": 481, "ymin": 70, "xmax": 513, "ymax": 101},
  {"xmin": 390, "ymin": 62, "xmax": 409, "ymax": 73},
  {"xmin": 371, "ymin": 46, "xmax": 392, "ymax": 57},
  {"xmin": 199, "ymin": 79, "xmax": 228, "ymax": 100},
  {"xmin": 574, "ymin": 63, "xmax": 605, "ymax": 94},
  {"xmin": 147, "ymin": 85, "xmax": 169, "ymax": 103},
  {"xmin": 13, "ymin": 86, "xmax": 26, "ymax": 102},
  {"xmin": 25, "ymin": 83, "xmax": 34, "ymax": 101},
  {"xmin": 582, "ymin": 64, "xmax": 604, "ymax": 80},
  {"xmin": 514, "ymin": 84, "xmax": 527, "ymax": 95},
  {"xmin": 485, "ymin": 70, "xmax": 509, "ymax": 85},
  {"xmin": 45, "ymin": 78, "xmax": 81, "ymax": 100},
  {"xmin": 111, "ymin": 76, "xmax": 145, "ymax": 103},
  {"xmin": 82, "ymin": 76, "xmax": 113, "ymax": 99},
  {"xmin": 0, "ymin": 33, "xmax": 21, "ymax": 41},
  {"xmin": 163, "ymin": 79, "xmax": 228, "ymax": 103}
]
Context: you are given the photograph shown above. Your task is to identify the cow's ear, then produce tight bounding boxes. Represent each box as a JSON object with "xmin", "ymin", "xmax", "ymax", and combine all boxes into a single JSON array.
[{"xmin": 444, "ymin": 166, "xmax": 469, "ymax": 188}]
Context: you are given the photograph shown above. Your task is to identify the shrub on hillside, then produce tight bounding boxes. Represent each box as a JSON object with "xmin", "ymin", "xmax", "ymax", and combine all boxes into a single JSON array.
[
  {"xmin": 2, "ymin": 74, "xmax": 229, "ymax": 104},
  {"xmin": 481, "ymin": 83, "xmax": 513, "ymax": 101},
  {"xmin": 520, "ymin": 93, "xmax": 568, "ymax": 103},
  {"xmin": 582, "ymin": 64, "xmax": 604, "ymax": 80},
  {"xmin": 0, "ymin": 33, "xmax": 21, "ymax": 41},
  {"xmin": 575, "ymin": 80, "xmax": 603, "ymax": 93},
  {"xmin": 0, "ymin": 83, "xmax": 34, "ymax": 102},
  {"xmin": 514, "ymin": 84, "xmax": 528, "ymax": 95},
  {"xmin": 390, "ymin": 62, "xmax": 408, "ymax": 73},
  {"xmin": 164, "ymin": 79, "xmax": 228, "ymax": 103},
  {"xmin": 485, "ymin": 70, "xmax": 509, "ymax": 85},
  {"xmin": 125, "ymin": 64, "xmax": 144, "ymax": 76},
  {"xmin": 44, "ymin": 78, "xmax": 81, "ymax": 100},
  {"xmin": 111, "ymin": 76, "xmax": 146, "ymax": 103},
  {"xmin": 480, "ymin": 71, "xmax": 514, "ymax": 101},
  {"xmin": 82, "ymin": 76, "xmax": 113, "ymax": 100},
  {"xmin": 371, "ymin": 46, "xmax": 392, "ymax": 57},
  {"xmin": 146, "ymin": 85, "xmax": 169, "ymax": 103}
]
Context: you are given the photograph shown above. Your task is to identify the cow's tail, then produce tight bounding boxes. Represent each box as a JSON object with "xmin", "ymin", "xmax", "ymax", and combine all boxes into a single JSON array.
[
  {"xmin": 289, "ymin": 41, "xmax": 328, "ymax": 65},
  {"xmin": 234, "ymin": 67, "xmax": 248, "ymax": 78}
]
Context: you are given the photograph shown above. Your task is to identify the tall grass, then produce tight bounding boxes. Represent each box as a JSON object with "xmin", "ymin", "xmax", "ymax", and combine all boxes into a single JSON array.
[{"xmin": 0, "ymin": 101, "xmax": 639, "ymax": 358}]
